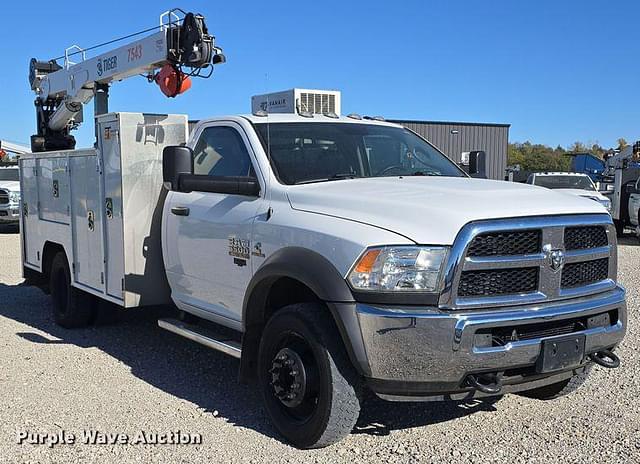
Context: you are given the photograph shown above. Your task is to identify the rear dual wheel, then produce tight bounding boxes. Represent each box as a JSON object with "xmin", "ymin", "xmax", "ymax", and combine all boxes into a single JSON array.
[
  {"xmin": 49, "ymin": 252, "xmax": 96, "ymax": 328},
  {"xmin": 258, "ymin": 303, "xmax": 361, "ymax": 448}
]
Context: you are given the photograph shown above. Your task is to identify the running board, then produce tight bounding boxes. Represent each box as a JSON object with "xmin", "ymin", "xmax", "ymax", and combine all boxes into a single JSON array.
[{"xmin": 158, "ymin": 318, "xmax": 242, "ymax": 359}]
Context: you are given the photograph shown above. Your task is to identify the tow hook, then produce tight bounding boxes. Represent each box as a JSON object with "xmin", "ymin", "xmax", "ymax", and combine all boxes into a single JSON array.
[
  {"xmin": 466, "ymin": 373, "xmax": 503, "ymax": 395},
  {"xmin": 589, "ymin": 350, "xmax": 620, "ymax": 369}
]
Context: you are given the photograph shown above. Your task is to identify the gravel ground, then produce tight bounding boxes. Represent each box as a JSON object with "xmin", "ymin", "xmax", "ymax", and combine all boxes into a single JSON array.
[{"xmin": 0, "ymin": 227, "xmax": 639, "ymax": 464}]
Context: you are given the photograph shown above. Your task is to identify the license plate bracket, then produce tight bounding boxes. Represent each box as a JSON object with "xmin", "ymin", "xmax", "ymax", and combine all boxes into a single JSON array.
[{"xmin": 537, "ymin": 334, "xmax": 586, "ymax": 373}]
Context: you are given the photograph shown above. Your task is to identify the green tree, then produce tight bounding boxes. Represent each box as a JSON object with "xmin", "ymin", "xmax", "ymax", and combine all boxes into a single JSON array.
[{"xmin": 508, "ymin": 141, "xmax": 571, "ymax": 172}]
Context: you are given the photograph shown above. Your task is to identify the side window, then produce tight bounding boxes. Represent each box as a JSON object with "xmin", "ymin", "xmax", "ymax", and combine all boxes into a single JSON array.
[{"xmin": 193, "ymin": 126, "xmax": 253, "ymax": 177}]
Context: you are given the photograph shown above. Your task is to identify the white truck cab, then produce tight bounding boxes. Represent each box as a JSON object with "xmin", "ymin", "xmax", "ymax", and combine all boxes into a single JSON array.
[
  {"xmin": 0, "ymin": 165, "xmax": 21, "ymax": 225},
  {"xmin": 527, "ymin": 172, "xmax": 612, "ymax": 212},
  {"xmin": 21, "ymin": 109, "xmax": 627, "ymax": 448}
]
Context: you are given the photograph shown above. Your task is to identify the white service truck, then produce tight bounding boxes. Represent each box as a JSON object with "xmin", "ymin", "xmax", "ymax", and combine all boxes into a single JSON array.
[{"xmin": 20, "ymin": 10, "xmax": 627, "ymax": 448}]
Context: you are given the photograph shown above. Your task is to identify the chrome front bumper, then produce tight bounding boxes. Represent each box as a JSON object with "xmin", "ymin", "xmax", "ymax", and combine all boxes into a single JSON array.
[
  {"xmin": 0, "ymin": 204, "xmax": 20, "ymax": 223},
  {"xmin": 346, "ymin": 286, "xmax": 626, "ymax": 400}
]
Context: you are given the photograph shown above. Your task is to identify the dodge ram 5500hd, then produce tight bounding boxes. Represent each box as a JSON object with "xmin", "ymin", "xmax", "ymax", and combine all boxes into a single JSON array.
[{"xmin": 21, "ymin": 111, "xmax": 626, "ymax": 448}]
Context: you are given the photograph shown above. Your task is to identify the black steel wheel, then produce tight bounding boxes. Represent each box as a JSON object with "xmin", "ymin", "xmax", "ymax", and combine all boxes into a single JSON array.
[
  {"xmin": 258, "ymin": 303, "xmax": 361, "ymax": 448},
  {"xmin": 49, "ymin": 252, "xmax": 95, "ymax": 328}
]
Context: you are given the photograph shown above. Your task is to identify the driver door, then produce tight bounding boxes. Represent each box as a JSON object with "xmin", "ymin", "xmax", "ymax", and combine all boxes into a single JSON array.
[{"xmin": 164, "ymin": 122, "xmax": 264, "ymax": 325}]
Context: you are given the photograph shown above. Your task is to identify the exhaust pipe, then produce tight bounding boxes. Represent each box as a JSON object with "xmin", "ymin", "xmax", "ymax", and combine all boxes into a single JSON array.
[
  {"xmin": 466, "ymin": 372, "xmax": 503, "ymax": 395},
  {"xmin": 589, "ymin": 350, "xmax": 620, "ymax": 369}
]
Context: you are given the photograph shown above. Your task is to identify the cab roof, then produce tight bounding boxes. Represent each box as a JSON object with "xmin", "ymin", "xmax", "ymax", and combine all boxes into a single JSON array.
[{"xmin": 195, "ymin": 113, "xmax": 404, "ymax": 128}]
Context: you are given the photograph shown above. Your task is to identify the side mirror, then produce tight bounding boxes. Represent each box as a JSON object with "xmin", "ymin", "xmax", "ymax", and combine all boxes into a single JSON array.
[
  {"xmin": 163, "ymin": 146, "xmax": 193, "ymax": 191},
  {"xmin": 468, "ymin": 151, "xmax": 487, "ymax": 178}
]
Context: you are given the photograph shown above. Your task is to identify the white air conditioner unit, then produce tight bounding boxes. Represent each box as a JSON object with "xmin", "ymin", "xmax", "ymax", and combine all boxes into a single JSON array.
[{"xmin": 251, "ymin": 88, "xmax": 341, "ymax": 116}]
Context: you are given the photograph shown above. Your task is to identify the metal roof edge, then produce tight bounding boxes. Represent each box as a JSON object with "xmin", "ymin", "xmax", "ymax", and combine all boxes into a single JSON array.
[{"xmin": 388, "ymin": 119, "xmax": 511, "ymax": 128}]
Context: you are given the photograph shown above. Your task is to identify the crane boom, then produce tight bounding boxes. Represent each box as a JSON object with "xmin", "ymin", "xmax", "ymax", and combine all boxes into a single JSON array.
[{"xmin": 29, "ymin": 9, "xmax": 225, "ymax": 152}]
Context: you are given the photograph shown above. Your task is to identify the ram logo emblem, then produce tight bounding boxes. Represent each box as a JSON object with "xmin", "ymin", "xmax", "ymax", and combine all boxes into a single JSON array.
[{"xmin": 543, "ymin": 244, "xmax": 565, "ymax": 272}]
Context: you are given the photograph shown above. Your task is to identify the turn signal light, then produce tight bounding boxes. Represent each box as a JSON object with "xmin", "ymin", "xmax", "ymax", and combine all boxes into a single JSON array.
[{"xmin": 354, "ymin": 249, "xmax": 381, "ymax": 273}]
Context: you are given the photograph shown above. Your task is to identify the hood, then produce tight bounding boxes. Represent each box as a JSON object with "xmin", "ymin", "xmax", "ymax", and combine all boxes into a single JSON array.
[
  {"xmin": 0, "ymin": 181, "xmax": 20, "ymax": 192},
  {"xmin": 554, "ymin": 189, "xmax": 607, "ymax": 201},
  {"xmin": 286, "ymin": 177, "xmax": 608, "ymax": 245}
]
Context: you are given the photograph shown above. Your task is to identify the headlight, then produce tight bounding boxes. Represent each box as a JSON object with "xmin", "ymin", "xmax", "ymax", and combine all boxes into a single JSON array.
[
  {"xmin": 598, "ymin": 198, "xmax": 611, "ymax": 211},
  {"xmin": 9, "ymin": 191, "xmax": 20, "ymax": 204},
  {"xmin": 348, "ymin": 246, "xmax": 448, "ymax": 292}
]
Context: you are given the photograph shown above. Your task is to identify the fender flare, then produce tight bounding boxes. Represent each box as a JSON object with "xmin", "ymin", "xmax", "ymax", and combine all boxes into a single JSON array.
[
  {"xmin": 239, "ymin": 247, "xmax": 370, "ymax": 381},
  {"xmin": 242, "ymin": 247, "xmax": 355, "ymax": 323}
]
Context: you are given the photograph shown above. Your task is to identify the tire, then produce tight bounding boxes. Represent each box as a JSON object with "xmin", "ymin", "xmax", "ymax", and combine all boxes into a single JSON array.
[
  {"xmin": 614, "ymin": 219, "xmax": 625, "ymax": 237},
  {"xmin": 258, "ymin": 303, "xmax": 361, "ymax": 448},
  {"xmin": 518, "ymin": 366, "xmax": 592, "ymax": 400},
  {"xmin": 49, "ymin": 252, "xmax": 95, "ymax": 328}
]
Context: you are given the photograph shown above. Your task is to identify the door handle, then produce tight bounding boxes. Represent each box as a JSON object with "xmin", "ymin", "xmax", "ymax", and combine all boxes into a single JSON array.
[{"xmin": 171, "ymin": 206, "xmax": 190, "ymax": 217}]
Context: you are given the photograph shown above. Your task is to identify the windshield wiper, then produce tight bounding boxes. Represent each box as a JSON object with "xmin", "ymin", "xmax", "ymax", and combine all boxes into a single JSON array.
[
  {"xmin": 295, "ymin": 173, "xmax": 361, "ymax": 185},
  {"xmin": 408, "ymin": 170, "xmax": 439, "ymax": 176}
]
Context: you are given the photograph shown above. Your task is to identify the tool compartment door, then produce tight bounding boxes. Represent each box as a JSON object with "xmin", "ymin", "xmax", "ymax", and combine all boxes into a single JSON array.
[
  {"xmin": 20, "ymin": 158, "xmax": 40, "ymax": 267},
  {"xmin": 70, "ymin": 155, "xmax": 105, "ymax": 292},
  {"xmin": 98, "ymin": 119, "xmax": 125, "ymax": 299},
  {"xmin": 37, "ymin": 156, "xmax": 70, "ymax": 224}
]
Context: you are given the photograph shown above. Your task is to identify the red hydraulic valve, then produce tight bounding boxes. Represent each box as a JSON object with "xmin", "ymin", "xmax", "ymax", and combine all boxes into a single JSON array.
[{"xmin": 155, "ymin": 64, "xmax": 192, "ymax": 98}]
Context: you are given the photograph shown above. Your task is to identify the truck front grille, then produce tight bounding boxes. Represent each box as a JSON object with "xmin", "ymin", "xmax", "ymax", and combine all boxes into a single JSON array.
[
  {"xmin": 440, "ymin": 215, "xmax": 617, "ymax": 309},
  {"xmin": 459, "ymin": 268, "xmax": 539, "ymax": 297},
  {"xmin": 561, "ymin": 258, "xmax": 609, "ymax": 288},
  {"xmin": 467, "ymin": 230, "xmax": 541, "ymax": 257},
  {"xmin": 0, "ymin": 190, "xmax": 8, "ymax": 205},
  {"xmin": 564, "ymin": 226, "xmax": 608, "ymax": 250}
]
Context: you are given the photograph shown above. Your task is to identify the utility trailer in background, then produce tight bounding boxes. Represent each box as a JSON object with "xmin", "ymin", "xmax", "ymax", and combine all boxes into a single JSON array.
[{"xmin": 20, "ymin": 113, "xmax": 187, "ymax": 307}]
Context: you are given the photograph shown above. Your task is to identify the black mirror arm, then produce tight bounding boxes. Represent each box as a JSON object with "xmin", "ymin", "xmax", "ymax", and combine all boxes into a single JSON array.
[{"xmin": 178, "ymin": 175, "xmax": 261, "ymax": 196}]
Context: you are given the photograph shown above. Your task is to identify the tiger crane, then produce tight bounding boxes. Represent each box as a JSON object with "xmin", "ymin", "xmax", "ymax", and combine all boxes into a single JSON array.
[{"xmin": 28, "ymin": 8, "xmax": 225, "ymax": 152}]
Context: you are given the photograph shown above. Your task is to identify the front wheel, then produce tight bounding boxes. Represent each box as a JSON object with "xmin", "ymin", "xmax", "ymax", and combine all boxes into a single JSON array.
[{"xmin": 258, "ymin": 303, "xmax": 361, "ymax": 448}]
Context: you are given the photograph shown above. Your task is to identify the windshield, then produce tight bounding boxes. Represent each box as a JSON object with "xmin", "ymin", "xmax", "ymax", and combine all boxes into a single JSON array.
[
  {"xmin": 533, "ymin": 175, "xmax": 595, "ymax": 191},
  {"xmin": 254, "ymin": 122, "xmax": 465, "ymax": 185},
  {"xmin": 0, "ymin": 168, "xmax": 19, "ymax": 182}
]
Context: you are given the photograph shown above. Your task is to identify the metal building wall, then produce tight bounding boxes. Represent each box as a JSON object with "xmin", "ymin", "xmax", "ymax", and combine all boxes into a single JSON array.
[{"xmin": 391, "ymin": 120, "xmax": 510, "ymax": 180}]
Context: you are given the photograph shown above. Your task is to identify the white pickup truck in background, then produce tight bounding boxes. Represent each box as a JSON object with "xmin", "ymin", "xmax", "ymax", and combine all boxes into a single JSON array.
[
  {"xmin": 20, "ymin": 106, "xmax": 627, "ymax": 447},
  {"xmin": 526, "ymin": 172, "xmax": 612, "ymax": 213},
  {"xmin": 0, "ymin": 165, "xmax": 21, "ymax": 226}
]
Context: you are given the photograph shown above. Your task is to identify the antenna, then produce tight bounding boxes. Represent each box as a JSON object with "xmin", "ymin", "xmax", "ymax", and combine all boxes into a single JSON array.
[{"xmin": 264, "ymin": 74, "xmax": 273, "ymax": 216}]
